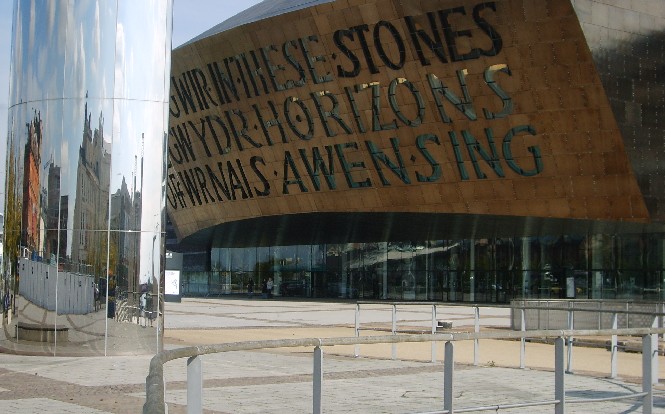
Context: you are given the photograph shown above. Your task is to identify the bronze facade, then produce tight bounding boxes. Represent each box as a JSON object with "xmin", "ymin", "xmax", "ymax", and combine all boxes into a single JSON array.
[{"xmin": 168, "ymin": 0, "xmax": 665, "ymax": 301}]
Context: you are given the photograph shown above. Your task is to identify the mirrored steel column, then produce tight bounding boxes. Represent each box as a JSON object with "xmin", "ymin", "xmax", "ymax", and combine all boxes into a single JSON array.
[{"xmin": 2, "ymin": 0, "xmax": 172, "ymax": 356}]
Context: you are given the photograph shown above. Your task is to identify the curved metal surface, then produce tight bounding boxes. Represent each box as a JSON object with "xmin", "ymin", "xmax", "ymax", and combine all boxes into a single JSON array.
[{"xmin": 2, "ymin": 0, "xmax": 172, "ymax": 356}]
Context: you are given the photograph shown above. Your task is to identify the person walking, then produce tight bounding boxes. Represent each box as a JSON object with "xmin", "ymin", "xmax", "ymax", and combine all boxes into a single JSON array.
[
  {"xmin": 247, "ymin": 279, "xmax": 254, "ymax": 298},
  {"xmin": 140, "ymin": 292, "xmax": 147, "ymax": 327},
  {"xmin": 3, "ymin": 291, "xmax": 9, "ymax": 321},
  {"xmin": 267, "ymin": 277, "xmax": 274, "ymax": 299}
]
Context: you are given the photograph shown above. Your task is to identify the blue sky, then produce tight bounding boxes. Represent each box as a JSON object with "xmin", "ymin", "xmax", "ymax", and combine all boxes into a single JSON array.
[
  {"xmin": 0, "ymin": 0, "xmax": 264, "ymax": 204},
  {"xmin": 171, "ymin": 1, "xmax": 264, "ymax": 47}
]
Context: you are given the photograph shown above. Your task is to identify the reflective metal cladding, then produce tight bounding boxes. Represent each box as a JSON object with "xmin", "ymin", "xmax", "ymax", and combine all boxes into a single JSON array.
[{"xmin": 2, "ymin": 0, "xmax": 173, "ymax": 356}]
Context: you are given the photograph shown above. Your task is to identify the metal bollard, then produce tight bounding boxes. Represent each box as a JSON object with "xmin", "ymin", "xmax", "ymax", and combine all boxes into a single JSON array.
[
  {"xmin": 313, "ymin": 346, "xmax": 323, "ymax": 414},
  {"xmin": 566, "ymin": 304, "xmax": 574, "ymax": 374},
  {"xmin": 473, "ymin": 306, "xmax": 479, "ymax": 366},
  {"xmin": 643, "ymin": 334, "xmax": 653, "ymax": 414},
  {"xmin": 444, "ymin": 341, "xmax": 454, "ymax": 414},
  {"xmin": 554, "ymin": 337, "xmax": 565, "ymax": 414},
  {"xmin": 187, "ymin": 355, "xmax": 202, "ymax": 414},
  {"xmin": 354, "ymin": 303, "xmax": 360, "ymax": 358},
  {"xmin": 520, "ymin": 308, "xmax": 526, "ymax": 369},
  {"xmin": 392, "ymin": 304, "xmax": 397, "ymax": 360},
  {"xmin": 431, "ymin": 304, "xmax": 437, "ymax": 363},
  {"xmin": 651, "ymin": 317, "xmax": 659, "ymax": 385},
  {"xmin": 610, "ymin": 312, "xmax": 618, "ymax": 379}
]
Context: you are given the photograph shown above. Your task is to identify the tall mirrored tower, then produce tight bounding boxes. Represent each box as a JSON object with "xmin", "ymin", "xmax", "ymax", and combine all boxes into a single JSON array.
[{"xmin": 2, "ymin": 0, "xmax": 173, "ymax": 355}]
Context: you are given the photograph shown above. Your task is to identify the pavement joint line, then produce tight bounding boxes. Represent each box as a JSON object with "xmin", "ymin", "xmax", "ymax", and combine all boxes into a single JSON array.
[{"xmin": 4, "ymin": 298, "xmax": 665, "ymax": 413}]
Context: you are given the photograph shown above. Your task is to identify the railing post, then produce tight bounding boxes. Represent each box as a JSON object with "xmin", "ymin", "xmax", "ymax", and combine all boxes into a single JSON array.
[
  {"xmin": 473, "ymin": 306, "xmax": 479, "ymax": 366},
  {"xmin": 520, "ymin": 308, "xmax": 526, "ymax": 369},
  {"xmin": 444, "ymin": 341, "xmax": 454, "ymax": 414},
  {"xmin": 392, "ymin": 304, "xmax": 397, "ymax": 360},
  {"xmin": 143, "ymin": 360, "xmax": 166, "ymax": 414},
  {"xmin": 555, "ymin": 337, "xmax": 565, "ymax": 414},
  {"xmin": 431, "ymin": 304, "xmax": 437, "ymax": 363},
  {"xmin": 566, "ymin": 303, "xmax": 574, "ymax": 374},
  {"xmin": 354, "ymin": 303, "xmax": 360, "ymax": 358},
  {"xmin": 651, "ymin": 317, "xmax": 659, "ymax": 385},
  {"xmin": 187, "ymin": 355, "xmax": 203, "ymax": 414},
  {"xmin": 626, "ymin": 302, "xmax": 630, "ymax": 328},
  {"xmin": 643, "ymin": 334, "xmax": 653, "ymax": 414},
  {"xmin": 661, "ymin": 303, "xmax": 665, "ymax": 342},
  {"xmin": 611, "ymin": 312, "xmax": 618, "ymax": 379},
  {"xmin": 313, "ymin": 346, "xmax": 323, "ymax": 414}
]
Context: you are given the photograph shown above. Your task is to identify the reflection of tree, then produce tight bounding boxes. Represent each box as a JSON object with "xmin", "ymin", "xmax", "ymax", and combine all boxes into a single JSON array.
[
  {"xmin": 4, "ymin": 140, "xmax": 22, "ymax": 293},
  {"xmin": 87, "ymin": 230, "xmax": 118, "ymax": 281}
]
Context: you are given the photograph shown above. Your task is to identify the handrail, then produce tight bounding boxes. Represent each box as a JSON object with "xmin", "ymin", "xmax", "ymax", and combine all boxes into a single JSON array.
[
  {"xmin": 143, "ymin": 327, "xmax": 665, "ymax": 413},
  {"xmin": 358, "ymin": 299, "xmax": 665, "ymax": 306},
  {"xmin": 356, "ymin": 300, "xmax": 665, "ymax": 317},
  {"xmin": 354, "ymin": 301, "xmax": 664, "ymax": 373}
]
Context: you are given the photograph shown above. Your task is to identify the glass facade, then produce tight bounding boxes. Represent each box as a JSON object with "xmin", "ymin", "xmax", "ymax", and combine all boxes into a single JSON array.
[
  {"xmin": 180, "ymin": 234, "xmax": 665, "ymax": 302},
  {"xmin": 1, "ymin": 0, "xmax": 173, "ymax": 355}
]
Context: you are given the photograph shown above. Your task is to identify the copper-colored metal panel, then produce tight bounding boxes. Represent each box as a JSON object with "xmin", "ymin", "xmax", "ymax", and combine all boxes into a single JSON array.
[{"xmin": 167, "ymin": 0, "xmax": 660, "ymax": 244}]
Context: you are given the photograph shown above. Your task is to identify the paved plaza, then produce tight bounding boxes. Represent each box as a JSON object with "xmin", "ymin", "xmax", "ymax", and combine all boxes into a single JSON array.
[{"xmin": 1, "ymin": 298, "xmax": 665, "ymax": 413}]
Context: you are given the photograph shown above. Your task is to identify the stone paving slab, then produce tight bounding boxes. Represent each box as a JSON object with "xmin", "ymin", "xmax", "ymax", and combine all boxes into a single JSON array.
[
  {"xmin": 1, "ymin": 298, "xmax": 665, "ymax": 413},
  {"xmin": 0, "ymin": 355, "xmax": 151, "ymax": 386},
  {"xmin": 0, "ymin": 398, "xmax": 114, "ymax": 414},
  {"xmin": 155, "ymin": 351, "xmax": 665, "ymax": 414}
]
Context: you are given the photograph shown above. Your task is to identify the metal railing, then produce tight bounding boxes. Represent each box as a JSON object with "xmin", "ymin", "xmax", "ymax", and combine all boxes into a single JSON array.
[
  {"xmin": 143, "ymin": 327, "xmax": 664, "ymax": 414},
  {"xmin": 353, "ymin": 301, "xmax": 664, "ymax": 378},
  {"xmin": 511, "ymin": 299, "xmax": 665, "ymax": 331}
]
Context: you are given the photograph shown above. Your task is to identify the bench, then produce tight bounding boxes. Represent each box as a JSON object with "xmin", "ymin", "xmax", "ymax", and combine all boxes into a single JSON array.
[{"xmin": 16, "ymin": 321, "xmax": 69, "ymax": 343}]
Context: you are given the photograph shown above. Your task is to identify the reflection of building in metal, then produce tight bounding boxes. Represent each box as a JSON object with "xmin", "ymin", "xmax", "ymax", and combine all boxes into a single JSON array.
[
  {"xmin": 2, "ymin": 1, "xmax": 172, "ymax": 356},
  {"xmin": 0, "ymin": 213, "xmax": 4, "ymax": 281},
  {"xmin": 45, "ymin": 164, "xmax": 61, "ymax": 261},
  {"xmin": 44, "ymin": 165, "xmax": 69, "ymax": 263},
  {"xmin": 109, "ymin": 171, "xmax": 141, "ymax": 306},
  {"xmin": 167, "ymin": 0, "xmax": 665, "ymax": 303},
  {"xmin": 71, "ymin": 100, "xmax": 111, "ymax": 273},
  {"xmin": 18, "ymin": 258, "xmax": 96, "ymax": 314},
  {"xmin": 21, "ymin": 111, "xmax": 42, "ymax": 254}
]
